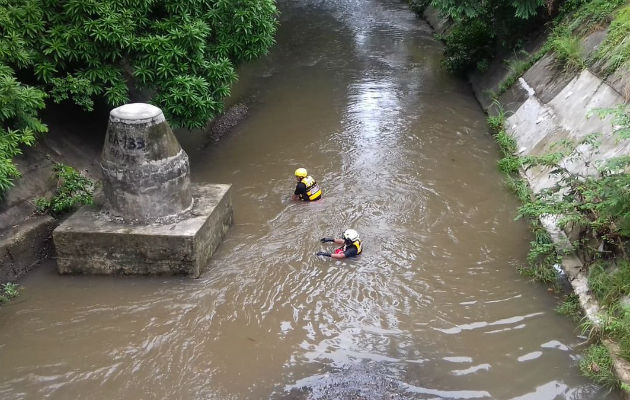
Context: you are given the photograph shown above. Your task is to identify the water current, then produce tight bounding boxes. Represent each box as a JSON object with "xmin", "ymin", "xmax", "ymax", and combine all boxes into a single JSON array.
[{"xmin": 0, "ymin": 0, "xmax": 623, "ymax": 399}]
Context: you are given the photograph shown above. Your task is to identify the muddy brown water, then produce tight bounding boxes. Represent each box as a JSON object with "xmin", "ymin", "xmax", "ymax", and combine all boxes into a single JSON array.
[{"xmin": 0, "ymin": 1, "xmax": 622, "ymax": 399}]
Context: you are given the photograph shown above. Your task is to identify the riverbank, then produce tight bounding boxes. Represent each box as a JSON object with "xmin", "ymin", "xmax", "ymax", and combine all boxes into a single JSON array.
[{"xmin": 418, "ymin": 2, "xmax": 630, "ymax": 391}]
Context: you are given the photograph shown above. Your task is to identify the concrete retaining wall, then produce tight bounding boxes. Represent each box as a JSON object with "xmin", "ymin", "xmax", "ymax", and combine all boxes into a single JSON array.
[
  {"xmin": 0, "ymin": 114, "xmax": 102, "ymax": 284},
  {"xmin": 0, "ymin": 215, "xmax": 56, "ymax": 282}
]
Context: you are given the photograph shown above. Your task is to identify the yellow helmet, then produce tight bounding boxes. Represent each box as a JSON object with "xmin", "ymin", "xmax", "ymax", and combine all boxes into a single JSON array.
[{"xmin": 294, "ymin": 168, "xmax": 308, "ymax": 178}]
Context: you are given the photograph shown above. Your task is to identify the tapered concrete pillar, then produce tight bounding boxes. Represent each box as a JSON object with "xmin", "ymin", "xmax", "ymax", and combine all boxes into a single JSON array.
[
  {"xmin": 53, "ymin": 103, "xmax": 233, "ymax": 277},
  {"xmin": 101, "ymin": 103, "xmax": 192, "ymax": 221}
]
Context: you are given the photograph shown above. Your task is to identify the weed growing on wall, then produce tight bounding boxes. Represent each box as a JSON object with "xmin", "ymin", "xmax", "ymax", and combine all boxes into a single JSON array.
[
  {"xmin": 549, "ymin": 26, "xmax": 584, "ymax": 71},
  {"xmin": 588, "ymin": 261, "xmax": 630, "ymax": 360},
  {"xmin": 35, "ymin": 164, "xmax": 95, "ymax": 217},
  {"xmin": 565, "ymin": 0, "xmax": 626, "ymax": 34},
  {"xmin": 556, "ymin": 293, "xmax": 584, "ymax": 322},
  {"xmin": 0, "ymin": 283, "xmax": 21, "ymax": 304},
  {"xmin": 495, "ymin": 43, "xmax": 552, "ymax": 96}
]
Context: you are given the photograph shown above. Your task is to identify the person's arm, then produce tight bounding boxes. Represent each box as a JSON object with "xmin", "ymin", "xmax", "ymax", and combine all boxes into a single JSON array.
[
  {"xmin": 293, "ymin": 182, "xmax": 306, "ymax": 201},
  {"xmin": 320, "ymin": 237, "xmax": 344, "ymax": 244}
]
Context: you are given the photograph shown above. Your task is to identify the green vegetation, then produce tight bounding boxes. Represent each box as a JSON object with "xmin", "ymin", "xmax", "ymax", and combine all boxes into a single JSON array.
[
  {"xmin": 0, "ymin": 0, "xmax": 278, "ymax": 195},
  {"xmin": 519, "ymin": 224, "xmax": 560, "ymax": 284},
  {"xmin": 412, "ymin": 0, "xmax": 628, "ymax": 79},
  {"xmin": 408, "ymin": 0, "xmax": 548, "ymax": 74},
  {"xmin": 0, "ymin": 65, "xmax": 48, "ymax": 194},
  {"xmin": 488, "ymin": 102, "xmax": 530, "ymax": 200},
  {"xmin": 549, "ymin": 26, "xmax": 584, "ymax": 71},
  {"xmin": 579, "ymin": 344, "xmax": 620, "ymax": 388},
  {"xmin": 589, "ymin": 261, "xmax": 630, "ymax": 307},
  {"xmin": 408, "ymin": 0, "xmax": 431, "ymax": 15},
  {"xmin": 587, "ymin": 261, "xmax": 630, "ymax": 360},
  {"xmin": 0, "ymin": 282, "xmax": 21, "ymax": 304},
  {"xmin": 556, "ymin": 293, "xmax": 584, "ymax": 322},
  {"xmin": 495, "ymin": 46, "xmax": 549, "ymax": 96},
  {"xmin": 591, "ymin": 6, "xmax": 630, "ymax": 76},
  {"xmin": 488, "ymin": 103, "xmax": 561, "ymax": 286},
  {"xmin": 440, "ymin": 19, "xmax": 494, "ymax": 73},
  {"xmin": 35, "ymin": 163, "xmax": 95, "ymax": 217},
  {"xmin": 0, "ymin": 0, "xmax": 277, "ymax": 128},
  {"xmin": 563, "ymin": 0, "xmax": 626, "ymax": 34}
]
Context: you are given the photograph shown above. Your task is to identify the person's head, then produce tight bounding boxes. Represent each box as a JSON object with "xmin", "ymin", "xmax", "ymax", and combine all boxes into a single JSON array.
[
  {"xmin": 342, "ymin": 229, "xmax": 360, "ymax": 244},
  {"xmin": 295, "ymin": 168, "xmax": 308, "ymax": 181}
]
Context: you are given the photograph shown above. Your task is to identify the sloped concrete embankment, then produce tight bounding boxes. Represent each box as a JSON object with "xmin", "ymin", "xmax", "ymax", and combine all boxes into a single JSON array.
[
  {"xmin": 0, "ymin": 124, "xmax": 102, "ymax": 283},
  {"xmin": 422, "ymin": 5, "xmax": 630, "ymax": 386}
]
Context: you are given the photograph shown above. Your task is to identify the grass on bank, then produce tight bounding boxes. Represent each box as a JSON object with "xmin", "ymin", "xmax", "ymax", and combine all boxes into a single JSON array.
[
  {"xmin": 550, "ymin": 0, "xmax": 629, "ymax": 75},
  {"xmin": 556, "ymin": 293, "xmax": 584, "ymax": 322},
  {"xmin": 587, "ymin": 261, "xmax": 630, "ymax": 360},
  {"xmin": 580, "ymin": 344, "xmax": 621, "ymax": 389},
  {"xmin": 549, "ymin": 26, "xmax": 584, "ymax": 72},
  {"xmin": 591, "ymin": 5, "xmax": 630, "ymax": 76}
]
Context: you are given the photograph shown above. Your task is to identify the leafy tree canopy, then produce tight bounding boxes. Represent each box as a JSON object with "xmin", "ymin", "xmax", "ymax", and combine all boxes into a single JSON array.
[
  {"xmin": 0, "ymin": 64, "xmax": 47, "ymax": 194},
  {"xmin": 0, "ymin": 0, "xmax": 278, "ymax": 129},
  {"xmin": 430, "ymin": 0, "xmax": 544, "ymax": 20}
]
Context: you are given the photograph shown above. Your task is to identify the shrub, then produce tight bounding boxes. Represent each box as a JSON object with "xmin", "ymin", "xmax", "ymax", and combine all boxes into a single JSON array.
[
  {"xmin": 556, "ymin": 293, "xmax": 584, "ymax": 322},
  {"xmin": 0, "ymin": 65, "xmax": 47, "ymax": 195},
  {"xmin": 442, "ymin": 19, "xmax": 494, "ymax": 74},
  {"xmin": 408, "ymin": 0, "xmax": 431, "ymax": 15},
  {"xmin": 0, "ymin": 283, "xmax": 21, "ymax": 304},
  {"xmin": 35, "ymin": 163, "xmax": 94, "ymax": 217}
]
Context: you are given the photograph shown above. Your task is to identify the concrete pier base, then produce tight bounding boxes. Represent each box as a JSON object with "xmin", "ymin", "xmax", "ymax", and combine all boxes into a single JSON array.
[{"xmin": 53, "ymin": 184, "xmax": 232, "ymax": 278}]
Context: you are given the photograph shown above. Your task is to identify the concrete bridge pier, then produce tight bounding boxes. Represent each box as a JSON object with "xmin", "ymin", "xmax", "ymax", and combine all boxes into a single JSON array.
[{"xmin": 53, "ymin": 103, "xmax": 232, "ymax": 277}]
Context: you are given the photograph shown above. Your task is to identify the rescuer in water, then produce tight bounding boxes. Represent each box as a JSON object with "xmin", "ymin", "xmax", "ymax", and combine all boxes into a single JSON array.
[
  {"xmin": 292, "ymin": 168, "xmax": 322, "ymax": 201},
  {"xmin": 317, "ymin": 229, "xmax": 362, "ymax": 259}
]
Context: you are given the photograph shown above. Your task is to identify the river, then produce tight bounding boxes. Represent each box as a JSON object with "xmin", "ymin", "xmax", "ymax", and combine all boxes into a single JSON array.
[{"xmin": 0, "ymin": 0, "xmax": 621, "ymax": 399}]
